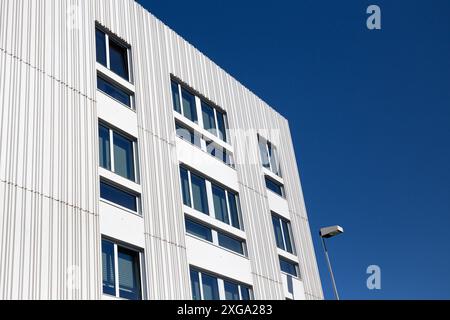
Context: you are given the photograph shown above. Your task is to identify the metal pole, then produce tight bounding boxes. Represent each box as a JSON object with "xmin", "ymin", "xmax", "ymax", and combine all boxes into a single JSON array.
[{"xmin": 321, "ymin": 237, "xmax": 340, "ymax": 300}]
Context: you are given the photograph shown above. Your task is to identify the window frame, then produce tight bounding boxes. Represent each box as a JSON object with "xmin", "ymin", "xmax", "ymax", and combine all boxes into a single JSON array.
[
  {"xmin": 265, "ymin": 176, "xmax": 285, "ymax": 198},
  {"xmin": 97, "ymin": 74, "xmax": 134, "ymax": 109},
  {"xmin": 271, "ymin": 213, "xmax": 296, "ymax": 255},
  {"xmin": 189, "ymin": 267, "xmax": 253, "ymax": 301},
  {"xmin": 279, "ymin": 257, "xmax": 300, "ymax": 278},
  {"xmin": 185, "ymin": 217, "xmax": 247, "ymax": 257},
  {"xmin": 99, "ymin": 122, "xmax": 139, "ymax": 183},
  {"xmin": 101, "ymin": 238, "xmax": 144, "ymax": 300},
  {"xmin": 95, "ymin": 25, "xmax": 133, "ymax": 82},
  {"xmin": 100, "ymin": 179, "xmax": 141, "ymax": 214},
  {"xmin": 258, "ymin": 135, "xmax": 282, "ymax": 177}
]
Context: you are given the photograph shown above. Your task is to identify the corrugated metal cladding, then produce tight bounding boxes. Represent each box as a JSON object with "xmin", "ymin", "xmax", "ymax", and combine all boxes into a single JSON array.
[{"xmin": 0, "ymin": 0, "xmax": 323, "ymax": 300}]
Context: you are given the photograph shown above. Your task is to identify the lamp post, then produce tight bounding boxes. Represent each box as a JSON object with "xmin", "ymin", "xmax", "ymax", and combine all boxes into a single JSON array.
[{"xmin": 319, "ymin": 225, "xmax": 344, "ymax": 300}]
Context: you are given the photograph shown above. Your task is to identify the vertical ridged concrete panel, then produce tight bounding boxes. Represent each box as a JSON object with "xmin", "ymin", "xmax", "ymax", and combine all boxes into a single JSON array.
[{"xmin": 0, "ymin": 1, "xmax": 100, "ymax": 299}]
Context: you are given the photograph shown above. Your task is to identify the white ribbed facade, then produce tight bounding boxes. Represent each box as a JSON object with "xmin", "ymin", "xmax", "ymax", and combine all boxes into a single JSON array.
[{"xmin": 0, "ymin": 0, "xmax": 323, "ymax": 300}]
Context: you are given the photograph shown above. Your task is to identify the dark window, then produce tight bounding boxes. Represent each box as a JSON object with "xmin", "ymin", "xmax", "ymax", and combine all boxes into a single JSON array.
[
  {"xmin": 272, "ymin": 215, "xmax": 295, "ymax": 254},
  {"xmin": 279, "ymin": 258, "xmax": 298, "ymax": 277},
  {"xmin": 102, "ymin": 240, "xmax": 115, "ymax": 296},
  {"xmin": 185, "ymin": 219, "xmax": 213, "ymax": 242},
  {"xmin": 113, "ymin": 132, "xmax": 135, "ymax": 181},
  {"xmin": 109, "ymin": 40, "xmax": 129, "ymax": 80},
  {"xmin": 181, "ymin": 88, "xmax": 198, "ymax": 123},
  {"xmin": 227, "ymin": 192, "xmax": 241, "ymax": 229},
  {"xmin": 118, "ymin": 246, "xmax": 141, "ymax": 300},
  {"xmin": 96, "ymin": 29, "xmax": 107, "ymax": 66},
  {"xmin": 224, "ymin": 281, "xmax": 240, "ymax": 300},
  {"xmin": 180, "ymin": 167, "xmax": 191, "ymax": 207},
  {"xmin": 265, "ymin": 176, "xmax": 284, "ymax": 197},
  {"xmin": 100, "ymin": 181, "xmax": 137, "ymax": 212},
  {"xmin": 201, "ymin": 273, "xmax": 220, "ymax": 300},
  {"xmin": 202, "ymin": 102, "xmax": 216, "ymax": 134},
  {"xmin": 272, "ymin": 215, "xmax": 285, "ymax": 250},
  {"xmin": 218, "ymin": 233, "xmax": 244, "ymax": 255},
  {"xmin": 190, "ymin": 269, "xmax": 201, "ymax": 300},
  {"xmin": 171, "ymin": 81, "xmax": 182, "ymax": 113},
  {"xmin": 175, "ymin": 122, "xmax": 201, "ymax": 147},
  {"xmin": 191, "ymin": 173, "xmax": 209, "ymax": 214},
  {"xmin": 216, "ymin": 111, "xmax": 227, "ymax": 142},
  {"xmin": 97, "ymin": 76, "xmax": 131, "ymax": 107},
  {"xmin": 99, "ymin": 124, "xmax": 111, "ymax": 170},
  {"xmin": 212, "ymin": 184, "xmax": 229, "ymax": 224},
  {"xmin": 240, "ymin": 286, "xmax": 251, "ymax": 300}
]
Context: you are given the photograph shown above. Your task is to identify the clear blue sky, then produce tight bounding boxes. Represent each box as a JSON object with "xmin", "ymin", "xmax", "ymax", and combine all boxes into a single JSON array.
[{"xmin": 137, "ymin": 0, "xmax": 450, "ymax": 299}]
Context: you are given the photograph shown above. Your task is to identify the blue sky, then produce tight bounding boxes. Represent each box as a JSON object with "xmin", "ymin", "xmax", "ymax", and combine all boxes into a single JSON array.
[{"xmin": 138, "ymin": 0, "xmax": 450, "ymax": 299}]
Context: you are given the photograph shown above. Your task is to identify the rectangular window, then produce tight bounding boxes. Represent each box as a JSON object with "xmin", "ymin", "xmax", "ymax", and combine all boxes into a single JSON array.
[
  {"xmin": 101, "ymin": 239, "xmax": 142, "ymax": 300},
  {"xmin": 100, "ymin": 181, "xmax": 138, "ymax": 212},
  {"xmin": 102, "ymin": 240, "xmax": 116, "ymax": 296},
  {"xmin": 279, "ymin": 257, "xmax": 299, "ymax": 278},
  {"xmin": 202, "ymin": 102, "xmax": 228, "ymax": 142},
  {"xmin": 265, "ymin": 176, "xmax": 285, "ymax": 197},
  {"xmin": 202, "ymin": 102, "xmax": 217, "ymax": 135},
  {"xmin": 118, "ymin": 246, "xmax": 141, "ymax": 300},
  {"xmin": 258, "ymin": 136, "xmax": 282, "ymax": 177},
  {"xmin": 218, "ymin": 233, "xmax": 244, "ymax": 255},
  {"xmin": 185, "ymin": 218, "xmax": 213, "ymax": 242},
  {"xmin": 97, "ymin": 76, "xmax": 132, "ymax": 108},
  {"xmin": 113, "ymin": 132, "xmax": 135, "ymax": 181},
  {"xmin": 190, "ymin": 269, "xmax": 201, "ymax": 300},
  {"xmin": 184, "ymin": 216, "xmax": 246, "ymax": 256},
  {"xmin": 180, "ymin": 167, "xmax": 191, "ymax": 207},
  {"xmin": 96, "ymin": 29, "xmax": 107, "ymax": 66},
  {"xmin": 212, "ymin": 184, "xmax": 229, "ymax": 224},
  {"xmin": 224, "ymin": 281, "xmax": 240, "ymax": 300},
  {"xmin": 171, "ymin": 81, "xmax": 182, "ymax": 113},
  {"xmin": 109, "ymin": 40, "xmax": 129, "ymax": 81},
  {"xmin": 272, "ymin": 214, "xmax": 295, "ymax": 254},
  {"xmin": 227, "ymin": 192, "xmax": 241, "ymax": 229},
  {"xmin": 175, "ymin": 122, "xmax": 201, "ymax": 148},
  {"xmin": 201, "ymin": 273, "xmax": 220, "ymax": 300},
  {"xmin": 99, "ymin": 124, "xmax": 111, "ymax": 170},
  {"xmin": 190, "ymin": 173, "xmax": 209, "ymax": 215},
  {"xmin": 181, "ymin": 88, "xmax": 198, "ymax": 123},
  {"xmin": 211, "ymin": 183, "xmax": 242, "ymax": 230},
  {"xmin": 99, "ymin": 123, "xmax": 137, "ymax": 182},
  {"xmin": 95, "ymin": 27, "xmax": 131, "ymax": 81}
]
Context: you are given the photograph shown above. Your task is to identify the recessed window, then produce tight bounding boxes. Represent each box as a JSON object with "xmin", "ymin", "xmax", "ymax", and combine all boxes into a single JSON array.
[
  {"xmin": 206, "ymin": 141, "xmax": 234, "ymax": 167},
  {"xmin": 279, "ymin": 257, "xmax": 299, "ymax": 278},
  {"xmin": 185, "ymin": 218, "xmax": 213, "ymax": 242},
  {"xmin": 217, "ymin": 233, "xmax": 245, "ymax": 255},
  {"xmin": 97, "ymin": 76, "xmax": 132, "ymax": 108},
  {"xmin": 190, "ymin": 267, "xmax": 253, "ymax": 301},
  {"xmin": 101, "ymin": 239, "xmax": 143, "ymax": 300},
  {"xmin": 171, "ymin": 81, "xmax": 198, "ymax": 123},
  {"xmin": 265, "ymin": 176, "xmax": 285, "ymax": 198},
  {"xmin": 180, "ymin": 166, "xmax": 243, "ymax": 230},
  {"xmin": 100, "ymin": 181, "xmax": 139, "ymax": 213},
  {"xmin": 190, "ymin": 173, "xmax": 209, "ymax": 215},
  {"xmin": 272, "ymin": 214, "xmax": 295, "ymax": 254},
  {"xmin": 99, "ymin": 123, "xmax": 138, "ymax": 182},
  {"xmin": 185, "ymin": 217, "xmax": 247, "ymax": 256},
  {"xmin": 201, "ymin": 102, "xmax": 228, "ymax": 142},
  {"xmin": 175, "ymin": 122, "xmax": 201, "ymax": 148},
  {"xmin": 96, "ymin": 27, "xmax": 131, "ymax": 81},
  {"xmin": 211, "ymin": 183, "xmax": 242, "ymax": 229},
  {"xmin": 258, "ymin": 136, "xmax": 282, "ymax": 177}
]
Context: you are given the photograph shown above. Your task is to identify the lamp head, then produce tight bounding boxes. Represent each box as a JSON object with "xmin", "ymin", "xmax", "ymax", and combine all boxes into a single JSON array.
[{"xmin": 320, "ymin": 225, "xmax": 344, "ymax": 238}]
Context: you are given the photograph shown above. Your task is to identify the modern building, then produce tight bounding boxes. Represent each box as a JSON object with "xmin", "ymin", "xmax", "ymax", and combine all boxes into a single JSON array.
[{"xmin": 0, "ymin": 0, "xmax": 323, "ymax": 300}]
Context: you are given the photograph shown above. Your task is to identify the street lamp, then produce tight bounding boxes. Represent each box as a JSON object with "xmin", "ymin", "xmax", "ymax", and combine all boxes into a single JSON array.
[{"xmin": 319, "ymin": 225, "xmax": 344, "ymax": 300}]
